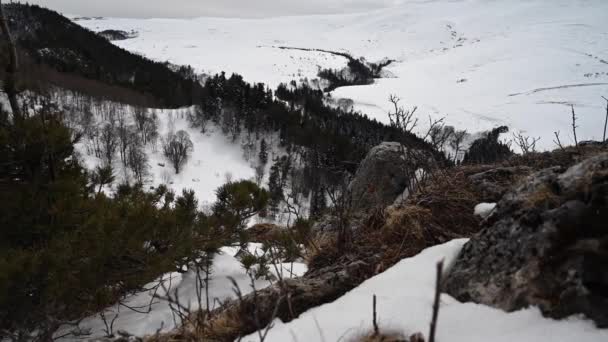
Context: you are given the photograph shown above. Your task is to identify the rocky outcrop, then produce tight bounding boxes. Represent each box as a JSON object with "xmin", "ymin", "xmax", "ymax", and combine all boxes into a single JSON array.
[
  {"xmin": 443, "ymin": 153, "xmax": 608, "ymax": 327},
  {"xmin": 468, "ymin": 165, "xmax": 532, "ymax": 202},
  {"xmin": 313, "ymin": 142, "xmax": 430, "ymax": 239},
  {"xmin": 349, "ymin": 142, "xmax": 429, "ymax": 211}
]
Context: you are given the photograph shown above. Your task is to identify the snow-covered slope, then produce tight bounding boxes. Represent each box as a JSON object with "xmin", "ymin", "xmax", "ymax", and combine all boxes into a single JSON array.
[
  {"xmin": 243, "ymin": 239, "xmax": 608, "ymax": 342},
  {"xmin": 76, "ymin": 0, "xmax": 608, "ymax": 150},
  {"xmin": 75, "ymin": 105, "xmax": 255, "ymax": 205},
  {"xmin": 59, "ymin": 245, "xmax": 306, "ymax": 339}
]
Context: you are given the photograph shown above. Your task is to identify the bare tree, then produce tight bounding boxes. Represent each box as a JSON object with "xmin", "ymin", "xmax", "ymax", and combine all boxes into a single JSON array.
[
  {"xmin": 571, "ymin": 105, "xmax": 579, "ymax": 148},
  {"xmin": 128, "ymin": 142, "xmax": 149, "ymax": 183},
  {"xmin": 387, "ymin": 95, "xmax": 418, "ymax": 134},
  {"xmin": 426, "ymin": 122, "xmax": 453, "ymax": 151},
  {"xmin": 602, "ymin": 96, "xmax": 607, "ymax": 142},
  {"xmin": 449, "ymin": 129, "xmax": 468, "ymax": 163},
  {"xmin": 163, "ymin": 130, "xmax": 194, "ymax": 174},
  {"xmin": 0, "ymin": 0, "xmax": 21, "ymax": 119},
  {"xmin": 325, "ymin": 174, "xmax": 356, "ymax": 252},
  {"xmin": 116, "ymin": 110, "xmax": 132, "ymax": 166},
  {"xmin": 100, "ymin": 123, "xmax": 118, "ymax": 167},
  {"xmin": 512, "ymin": 132, "xmax": 540, "ymax": 155},
  {"xmin": 553, "ymin": 131, "xmax": 565, "ymax": 151}
]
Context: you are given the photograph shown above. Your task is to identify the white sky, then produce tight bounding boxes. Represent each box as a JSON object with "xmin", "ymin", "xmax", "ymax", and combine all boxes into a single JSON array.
[{"xmin": 27, "ymin": 0, "xmax": 399, "ymax": 18}]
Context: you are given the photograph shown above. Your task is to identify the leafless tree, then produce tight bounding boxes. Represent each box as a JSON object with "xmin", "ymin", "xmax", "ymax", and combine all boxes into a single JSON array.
[
  {"xmin": 387, "ymin": 95, "xmax": 418, "ymax": 134},
  {"xmin": 512, "ymin": 132, "xmax": 540, "ymax": 155},
  {"xmin": 128, "ymin": 142, "xmax": 149, "ymax": 183},
  {"xmin": 425, "ymin": 122, "xmax": 453, "ymax": 151},
  {"xmin": 325, "ymin": 174, "xmax": 356, "ymax": 252},
  {"xmin": 602, "ymin": 96, "xmax": 607, "ymax": 142},
  {"xmin": 163, "ymin": 130, "xmax": 194, "ymax": 174},
  {"xmin": 100, "ymin": 122, "xmax": 118, "ymax": 167},
  {"xmin": 571, "ymin": 105, "xmax": 579, "ymax": 148},
  {"xmin": 116, "ymin": 110, "xmax": 132, "ymax": 166},
  {"xmin": 553, "ymin": 131, "xmax": 565, "ymax": 151},
  {"xmin": 449, "ymin": 129, "xmax": 468, "ymax": 163}
]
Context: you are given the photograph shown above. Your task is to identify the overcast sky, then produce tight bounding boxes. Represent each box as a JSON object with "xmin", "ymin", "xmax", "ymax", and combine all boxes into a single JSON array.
[{"xmin": 27, "ymin": 0, "xmax": 397, "ymax": 18}]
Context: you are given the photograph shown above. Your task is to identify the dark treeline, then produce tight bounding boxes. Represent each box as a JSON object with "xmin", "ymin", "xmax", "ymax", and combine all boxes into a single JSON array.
[
  {"xmin": 4, "ymin": 3, "xmax": 202, "ymax": 108},
  {"xmin": 197, "ymin": 73, "xmax": 431, "ymax": 172},
  {"xmin": 191, "ymin": 73, "xmax": 438, "ymax": 218}
]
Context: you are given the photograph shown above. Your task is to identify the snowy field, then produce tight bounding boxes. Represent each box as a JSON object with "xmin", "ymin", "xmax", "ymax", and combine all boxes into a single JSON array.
[{"xmin": 76, "ymin": 0, "xmax": 608, "ymax": 150}]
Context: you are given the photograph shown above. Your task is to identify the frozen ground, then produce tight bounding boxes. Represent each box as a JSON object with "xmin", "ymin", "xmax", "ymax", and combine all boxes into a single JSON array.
[
  {"xmin": 242, "ymin": 239, "xmax": 608, "ymax": 342},
  {"xmin": 76, "ymin": 0, "xmax": 608, "ymax": 150}
]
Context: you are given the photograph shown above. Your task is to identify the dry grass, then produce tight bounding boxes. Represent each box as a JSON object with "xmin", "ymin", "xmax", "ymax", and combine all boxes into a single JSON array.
[
  {"xmin": 524, "ymin": 183, "xmax": 562, "ymax": 208},
  {"xmin": 307, "ymin": 167, "xmax": 485, "ymax": 276}
]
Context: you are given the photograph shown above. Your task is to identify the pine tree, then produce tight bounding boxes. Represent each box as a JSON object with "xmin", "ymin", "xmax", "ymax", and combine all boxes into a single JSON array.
[{"xmin": 259, "ymin": 138, "xmax": 269, "ymax": 166}]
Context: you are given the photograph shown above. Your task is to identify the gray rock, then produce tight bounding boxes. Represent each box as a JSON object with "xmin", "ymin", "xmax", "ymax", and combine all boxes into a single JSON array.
[
  {"xmin": 349, "ymin": 142, "xmax": 429, "ymax": 211},
  {"xmin": 468, "ymin": 166, "xmax": 533, "ymax": 202},
  {"xmin": 313, "ymin": 142, "xmax": 430, "ymax": 239},
  {"xmin": 443, "ymin": 153, "xmax": 608, "ymax": 327}
]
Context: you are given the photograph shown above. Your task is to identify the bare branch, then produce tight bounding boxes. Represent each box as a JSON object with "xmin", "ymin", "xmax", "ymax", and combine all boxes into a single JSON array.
[
  {"xmin": 602, "ymin": 96, "xmax": 607, "ymax": 143},
  {"xmin": 571, "ymin": 105, "xmax": 579, "ymax": 148},
  {"xmin": 387, "ymin": 95, "xmax": 419, "ymax": 134},
  {"xmin": 372, "ymin": 294, "xmax": 379, "ymax": 336},
  {"xmin": 512, "ymin": 132, "xmax": 540, "ymax": 155},
  {"xmin": 428, "ymin": 260, "xmax": 444, "ymax": 342},
  {"xmin": 553, "ymin": 131, "xmax": 565, "ymax": 151}
]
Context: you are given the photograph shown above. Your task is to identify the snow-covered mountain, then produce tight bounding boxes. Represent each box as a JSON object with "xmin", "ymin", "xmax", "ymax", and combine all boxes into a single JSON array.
[{"xmin": 76, "ymin": 0, "xmax": 608, "ymax": 150}]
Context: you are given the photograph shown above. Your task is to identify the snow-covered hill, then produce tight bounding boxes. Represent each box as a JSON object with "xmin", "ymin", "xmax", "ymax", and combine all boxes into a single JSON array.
[{"xmin": 76, "ymin": 0, "xmax": 608, "ymax": 150}]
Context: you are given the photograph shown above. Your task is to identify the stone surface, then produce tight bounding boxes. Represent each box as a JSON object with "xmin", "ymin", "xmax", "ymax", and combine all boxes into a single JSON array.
[
  {"xmin": 444, "ymin": 153, "xmax": 608, "ymax": 327},
  {"xmin": 349, "ymin": 142, "xmax": 429, "ymax": 211},
  {"xmin": 468, "ymin": 165, "xmax": 533, "ymax": 202}
]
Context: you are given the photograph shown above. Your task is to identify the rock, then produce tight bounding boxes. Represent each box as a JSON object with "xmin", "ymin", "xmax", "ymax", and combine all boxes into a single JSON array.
[
  {"xmin": 313, "ymin": 142, "xmax": 430, "ymax": 239},
  {"xmin": 468, "ymin": 166, "xmax": 533, "ymax": 202},
  {"xmin": 443, "ymin": 153, "xmax": 608, "ymax": 327},
  {"xmin": 349, "ymin": 142, "xmax": 429, "ymax": 211}
]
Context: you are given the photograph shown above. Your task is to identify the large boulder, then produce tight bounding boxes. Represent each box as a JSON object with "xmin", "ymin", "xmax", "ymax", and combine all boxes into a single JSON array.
[
  {"xmin": 443, "ymin": 153, "xmax": 608, "ymax": 327},
  {"xmin": 349, "ymin": 142, "xmax": 429, "ymax": 211},
  {"xmin": 313, "ymin": 142, "xmax": 430, "ymax": 239}
]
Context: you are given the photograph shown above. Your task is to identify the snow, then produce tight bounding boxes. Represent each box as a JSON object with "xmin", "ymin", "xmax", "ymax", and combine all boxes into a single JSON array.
[
  {"xmin": 242, "ymin": 239, "xmax": 608, "ymax": 342},
  {"xmin": 76, "ymin": 106, "xmax": 256, "ymax": 206},
  {"xmin": 75, "ymin": 0, "xmax": 608, "ymax": 151},
  {"xmin": 474, "ymin": 202, "xmax": 497, "ymax": 219},
  {"xmin": 60, "ymin": 245, "xmax": 307, "ymax": 340}
]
